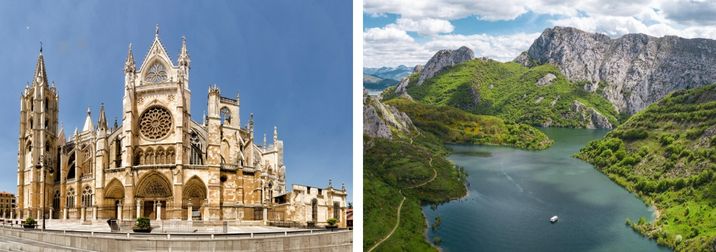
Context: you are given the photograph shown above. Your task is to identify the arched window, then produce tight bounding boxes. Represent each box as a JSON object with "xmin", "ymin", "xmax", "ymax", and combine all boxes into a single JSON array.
[
  {"xmin": 66, "ymin": 188, "xmax": 75, "ymax": 208},
  {"xmin": 29, "ymin": 117, "xmax": 33, "ymax": 129},
  {"xmin": 190, "ymin": 132, "xmax": 203, "ymax": 165},
  {"xmin": 45, "ymin": 140, "xmax": 50, "ymax": 152},
  {"xmin": 114, "ymin": 138, "xmax": 122, "ymax": 168},
  {"xmin": 134, "ymin": 149, "xmax": 143, "ymax": 166},
  {"xmin": 67, "ymin": 154, "xmax": 76, "ymax": 180},
  {"xmin": 145, "ymin": 148, "xmax": 154, "ymax": 165},
  {"xmin": 144, "ymin": 62, "xmax": 168, "ymax": 83},
  {"xmin": 156, "ymin": 147, "xmax": 165, "ymax": 164},
  {"xmin": 82, "ymin": 186, "xmax": 93, "ymax": 208},
  {"xmin": 334, "ymin": 202, "xmax": 340, "ymax": 219},
  {"xmin": 220, "ymin": 107, "xmax": 231, "ymax": 125},
  {"xmin": 311, "ymin": 199, "xmax": 318, "ymax": 223},
  {"xmin": 166, "ymin": 147, "xmax": 175, "ymax": 164},
  {"xmin": 53, "ymin": 191, "xmax": 60, "ymax": 211},
  {"xmin": 44, "ymin": 119, "xmax": 48, "ymax": 129}
]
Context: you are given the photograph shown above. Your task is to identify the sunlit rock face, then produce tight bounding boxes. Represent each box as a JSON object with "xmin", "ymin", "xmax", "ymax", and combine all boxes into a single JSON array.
[{"xmin": 517, "ymin": 26, "xmax": 716, "ymax": 114}]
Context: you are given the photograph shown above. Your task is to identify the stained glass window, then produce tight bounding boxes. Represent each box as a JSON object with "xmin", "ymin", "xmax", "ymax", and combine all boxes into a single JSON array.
[{"xmin": 144, "ymin": 62, "xmax": 168, "ymax": 83}]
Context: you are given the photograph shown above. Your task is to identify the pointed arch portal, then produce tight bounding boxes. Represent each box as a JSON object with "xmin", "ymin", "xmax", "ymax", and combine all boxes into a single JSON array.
[{"xmin": 135, "ymin": 172, "xmax": 172, "ymax": 219}]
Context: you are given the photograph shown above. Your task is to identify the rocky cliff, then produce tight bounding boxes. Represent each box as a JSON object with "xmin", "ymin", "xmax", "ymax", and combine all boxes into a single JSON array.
[
  {"xmin": 417, "ymin": 46, "xmax": 474, "ymax": 86},
  {"xmin": 516, "ymin": 26, "xmax": 716, "ymax": 114},
  {"xmin": 363, "ymin": 91, "xmax": 416, "ymax": 139}
]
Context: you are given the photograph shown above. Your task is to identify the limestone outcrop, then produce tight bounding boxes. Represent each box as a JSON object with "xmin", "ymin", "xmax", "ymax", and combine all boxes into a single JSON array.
[
  {"xmin": 571, "ymin": 100, "xmax": 613, "ymax": 129},
  {"xmin": 417, "ymin": 46, "xmax": 474, "ymax": 86},
  {"xmin": 363, "ymin": 92, "xmax": 416, "ymax": 139},
  {"xmin": 516, "ymin": 26, "xmax": 716, "ymax": 114}
]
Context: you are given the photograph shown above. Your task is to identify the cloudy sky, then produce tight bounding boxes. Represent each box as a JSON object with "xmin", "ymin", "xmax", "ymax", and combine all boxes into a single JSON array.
[
  {"xmin": 364, "ymin": 0, "xmax": 716, "ymax": 67},
  {"xmin": 0, "ymin": 1, "xmax": 352, "ymax": 200}
]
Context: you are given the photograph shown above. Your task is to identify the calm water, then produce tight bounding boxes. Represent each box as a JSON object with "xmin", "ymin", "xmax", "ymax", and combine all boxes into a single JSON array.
[{"xmin": 424, "ymin": 128, "xmax": 670, "ymax": 252}]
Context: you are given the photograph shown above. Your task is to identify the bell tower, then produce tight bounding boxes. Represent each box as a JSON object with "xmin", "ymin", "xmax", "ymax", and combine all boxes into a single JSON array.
[{"xmin": 17, "ymin": 46, "xmax": 59, "ymax": 219}]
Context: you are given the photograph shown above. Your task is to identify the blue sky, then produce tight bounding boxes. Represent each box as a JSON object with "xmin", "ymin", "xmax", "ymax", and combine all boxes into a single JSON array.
[
  {"xmin": 0, "ymin": 1, "xmax": 352, "ymax": 201},
  {"xmin": 364, "ymin": 0, "xmax": 716, "ymax": 68}
]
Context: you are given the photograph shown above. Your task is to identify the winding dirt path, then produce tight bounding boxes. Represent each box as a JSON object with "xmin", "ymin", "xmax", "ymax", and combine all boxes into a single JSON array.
[
  {"xmin": 369, "ymin": 157, "xmax": 436, "ymax": 251},
  {"xmin": 368, "ymin": 195, "xmax": 406, "ymax": 252}
]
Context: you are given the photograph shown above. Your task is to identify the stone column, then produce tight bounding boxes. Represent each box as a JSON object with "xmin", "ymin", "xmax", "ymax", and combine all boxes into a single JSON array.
[
  {"xmin": 187, "ymin": 203, "xmax": 192, "ymax": 221},
  {"xmin": 37, "ymin": 209, "xmax": 41, "ymax": 219},
  {"xmin": 63, "ymin": 208, "xmax": 67, "ymax": 220},
  {"xmin": 93, "ymin": 206, "xmax": 97, "ymax": 220},
  {"xmin": 136, "ymin": 199, "xmax": 141, "ymax": 218},
  {"xmin": 49, "ymin": 208, "xmax": 53, "ymax": 220},
  {"xmin": 117, "ymin": 202, "xmax": 122, "ymax": 221},
  {"xmin": 156, "ymin": 202, "xmax": 162, "ymax": 221},
  {"xmin": 81, "ymin": 207, "xmax": 86, "ymax": 221},
  {"xmin": 262, "ymin": 208, "xmax": 267, "ymax": 225}
]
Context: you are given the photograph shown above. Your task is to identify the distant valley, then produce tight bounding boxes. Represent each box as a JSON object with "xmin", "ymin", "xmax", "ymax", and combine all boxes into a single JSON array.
[{"xmin": 365, "ymin": 26, "xmax": 716, "ymax": 252}]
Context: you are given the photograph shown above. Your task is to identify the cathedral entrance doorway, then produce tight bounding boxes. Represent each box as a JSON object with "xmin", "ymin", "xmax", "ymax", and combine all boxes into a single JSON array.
[
  {"xmin": 143, "ymin": 200, "xmax": 167, "ymax": 219},
  {"xmin": 104, "ymin": 179, "xmax": 125, "ymax": 220},
  {"xmin": 135, "ymin": 172, "xmax": 173, "ymax": 219},
  {"xmin": 183, "ymin": 176, "xmax": 207, "ymax": 220}
]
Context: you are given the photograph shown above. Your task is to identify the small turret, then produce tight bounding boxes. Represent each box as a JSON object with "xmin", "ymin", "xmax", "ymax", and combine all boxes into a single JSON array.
[
  {"xmin": 178, "ymin": 35, "xmax": 190, "ymax": 68},
  {"xmin": 273, "ymin": 126, "xmax": 278, "ymax": 144},
  {"xmin": 82, "ymin": 107, "xmax": 93, "ymax": 132},
  {"xmin": 98, "ymin": 103, "xmax": 107, "ymax": 130},
  {"xmin": 124, "ymin": 43, "xmax": 135, "ymax": 74}
]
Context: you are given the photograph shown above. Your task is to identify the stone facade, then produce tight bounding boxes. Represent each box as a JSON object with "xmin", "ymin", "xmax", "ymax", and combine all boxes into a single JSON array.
[
  {"xmin": 16, "ymin": 28, "xmax": 347, "ymax": 227},
  {"xmin": 0, "ymin": 192, "xmax": 15, "ymax": 219}
]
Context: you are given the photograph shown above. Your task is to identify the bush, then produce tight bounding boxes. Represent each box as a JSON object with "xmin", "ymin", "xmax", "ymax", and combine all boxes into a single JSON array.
[
  {"xmin": 24, "ymin": 217, "xmax": 36, "ymax": 226},
  {"xmin": 134, "ymin": 217, "xmax": 151, "ymax": 231},
  {"xmin": 327, "ymin": 218, "xmax": 338, "ymax": 227}
]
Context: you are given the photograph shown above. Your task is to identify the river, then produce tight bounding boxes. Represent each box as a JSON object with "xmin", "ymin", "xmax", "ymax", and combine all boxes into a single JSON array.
[{"xmin": 423, "ymin": 128, "xmax": 670, "ymax": 252}]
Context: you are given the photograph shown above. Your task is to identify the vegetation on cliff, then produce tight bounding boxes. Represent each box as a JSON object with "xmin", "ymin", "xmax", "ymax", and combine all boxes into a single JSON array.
[
  {"xmin": 577, "ymin": 84, "xmax": 716, "ymax": 251},
  {"xmin": 403, "ymin": 59, "xmax": 619, "ymax": 128}
]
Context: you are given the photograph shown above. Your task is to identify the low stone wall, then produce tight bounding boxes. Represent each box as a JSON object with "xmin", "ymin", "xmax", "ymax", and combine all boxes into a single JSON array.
[{"xmin": 0, "ymin": 227, "xmax": 352, "ymax": 251}]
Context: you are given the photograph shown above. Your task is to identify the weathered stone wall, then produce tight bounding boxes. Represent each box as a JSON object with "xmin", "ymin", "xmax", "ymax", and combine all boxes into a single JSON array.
[{"xmin": 0, "ymin": 228, "xmax": 352, "ymax": 251}]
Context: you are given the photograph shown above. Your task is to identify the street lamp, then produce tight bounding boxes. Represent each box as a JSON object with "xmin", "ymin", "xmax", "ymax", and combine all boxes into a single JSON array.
[{"xmin": 34, "ymin": 155, "xmax": 53, "ymax": 231}]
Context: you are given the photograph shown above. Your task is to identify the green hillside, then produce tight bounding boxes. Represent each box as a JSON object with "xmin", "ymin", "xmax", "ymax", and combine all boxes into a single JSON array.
[
  {"xmin": 386, "ymin": 98, "xmax": 552, "ymax": 150},
  {"xmin": 577, "ymin": 84, "xmax": 716, "ymax": 251},
  {"xmin": 403, "ymin": 59, "xmax": 619, "ymax": 128},
  {"xmin": 364, "ymin": 97, "xmax": 552, "ymax": 251}
]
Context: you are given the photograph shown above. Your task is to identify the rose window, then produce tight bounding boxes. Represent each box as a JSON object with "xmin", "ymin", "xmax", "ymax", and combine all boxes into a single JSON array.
[
  {"xmin": 144, "ymin": 62, "xmax": 168, "ymax": 83},
  {"xmin": 139, "ymin": 106, "xmax": 172, "ymax": 140}
]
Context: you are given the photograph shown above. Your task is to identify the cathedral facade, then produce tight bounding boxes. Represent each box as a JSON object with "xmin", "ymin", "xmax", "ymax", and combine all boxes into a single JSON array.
[{"xmin": 16, "ymin": 29, "xmax": 347, "ymax": 227}]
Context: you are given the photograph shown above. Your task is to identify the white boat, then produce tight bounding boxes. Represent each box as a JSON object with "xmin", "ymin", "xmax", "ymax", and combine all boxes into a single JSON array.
[{"xmin": 550, "ymin": 215, "xmax": 559, "ymax": 223}]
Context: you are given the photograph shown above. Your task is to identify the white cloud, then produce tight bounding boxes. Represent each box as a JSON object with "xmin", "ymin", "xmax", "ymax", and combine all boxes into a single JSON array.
[
  {"xmin": 660, "ymin": 0, "xmax": 716, "ymax": 25},
  {"xmin": 364, "ymin": 31, "xmax": 539, "ymax": 67},
  {"xmin": 363, "ymin": 26, "xmax": 414, "ymax": 43},
  {"xmin": 363, "ymin": 0, "xmax": 716, "ymax": 67},
  {"xmin": 390, "ymin": 18, "xmax": 454, "ymax": 36}
]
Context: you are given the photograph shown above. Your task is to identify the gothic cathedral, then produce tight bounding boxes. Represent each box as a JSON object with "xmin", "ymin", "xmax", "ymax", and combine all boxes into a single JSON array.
[{"xmin": 16, "ymin": 28, "xmax": 347, "ymax": 227}]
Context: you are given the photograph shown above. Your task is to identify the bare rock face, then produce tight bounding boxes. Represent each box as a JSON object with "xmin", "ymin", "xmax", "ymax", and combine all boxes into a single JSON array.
[
  {"xmin": 571, "ymin": 100, "xmax": 613, "ymax": 129},
  {"xmin": 516, "ymin": 26, "xmax": 716, "ymax": 114},
  {"xmin": 363, "ymin": 94, "xmax": 416, "ymax": 139},
  {"xmin": 536, "ymin": 73, "xmax": 557, "ymax": 86},
  {"xmin": 417, "ymin": 46, "xmax": 474, "ymax": 86}
]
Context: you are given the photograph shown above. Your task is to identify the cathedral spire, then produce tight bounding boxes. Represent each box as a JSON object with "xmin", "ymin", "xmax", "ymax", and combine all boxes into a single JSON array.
[
  {"xmin": 82, "ymin": 107, "xmax": 94, "ymax": 132},
  {"xmin": 155, "ymin": 24, "xmax": 160, "ymax": 38},
  {"xmin": 33, "ymin": 44, "xmax": 48, "ymax": 86},
  {"xmin": 273, "ymin": 126, "xmax": 278, "ymax": 144},
  {"xmin": 58, "ymin": 122, "xmax": 66, "ymax": 145},
  {"xmin": 98, "ymin": 103, "xmax": 107, "ymax": 130},
  {"xmin": 124, "ymin": 43, "xmax": 135, "ymax": 73},
  {"xmin": 178, "ymin": 35, "xmax": 190, "ymax": 68}
]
